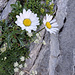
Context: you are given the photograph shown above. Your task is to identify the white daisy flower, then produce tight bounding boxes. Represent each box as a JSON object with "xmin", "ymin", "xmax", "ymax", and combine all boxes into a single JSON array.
[
  {"xmin": 43, "ymin": 14, "xmax": 59, "ymax": 34},
  {"xmin": 14, "ymin": 62, "xmax": 19, "ymax": 67},
  {"xmin": 15, "ymin": 9, "xmax": 39, "ymax": 33},
  {"xmin": 14, "ymin": 67, "xmax": 19, "ymax": 72}
]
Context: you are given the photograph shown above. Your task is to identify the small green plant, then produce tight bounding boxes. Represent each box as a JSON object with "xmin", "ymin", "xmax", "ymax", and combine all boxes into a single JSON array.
[{"xmin": 0, "ymin": 0, "xmax": 55, "ymax": 75}]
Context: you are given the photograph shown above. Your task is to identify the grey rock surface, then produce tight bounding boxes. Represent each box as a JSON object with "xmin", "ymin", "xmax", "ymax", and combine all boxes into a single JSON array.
[
  {"xmin": 0, "ymin": 0, "xmax": 7, "ymax": 11},
  {"xmin": 29, "ymin": 31, "xmax": 50, "ymax": 75},
  {"xmin": 55, "ymin": 0, "xmax": 75, "ymax": 75},
  {"xmin": 0, "ymin": 0, "xmax": 8, "ymax": 19},
  {"xmin": 0, "ymin": 0, "xmax": 16, "ymax": 20}
]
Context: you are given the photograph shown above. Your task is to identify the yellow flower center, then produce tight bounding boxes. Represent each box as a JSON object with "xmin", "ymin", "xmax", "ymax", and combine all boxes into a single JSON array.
[
  {"xmin": 23, "ymin": 19, "xmax": 31, "ymax": 26},
  {"xmin": 46, "ymin": 22, "xmax": 51, "ymax": 29}
]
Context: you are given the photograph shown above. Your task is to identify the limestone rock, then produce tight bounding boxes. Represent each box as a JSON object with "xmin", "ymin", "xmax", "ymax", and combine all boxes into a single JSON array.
[
  {"xmin": 0, "ymin": 0, "xmax": 7, "ymax": 11},
  {"xmin": 0, "ymin": 0, "xmax": 17, "ymax": 20},
  {"xmin": 0, "ymin": 0, "xmax": 8, "ymax": 19},
  {"xmin": 56, "ymin": 0, "xmax": 75, "ymax": 75}
]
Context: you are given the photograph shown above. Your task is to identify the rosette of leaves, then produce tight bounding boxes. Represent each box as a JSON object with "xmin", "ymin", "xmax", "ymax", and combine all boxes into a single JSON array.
[{"xmin": 0, "ymin": 0, "xmax": 54, "ymax": 75}]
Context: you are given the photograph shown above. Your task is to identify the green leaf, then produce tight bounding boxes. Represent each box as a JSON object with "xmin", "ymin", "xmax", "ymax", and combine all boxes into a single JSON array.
[
  {"xmin": 17, "ymin": 37, "xmax": 24, "ymax": 46},
  {"xmin": 11, "ymin": 4, "xmax": 16, "ymax": 9},
  {"xmin": 12, "ymin": 38, "xmax": 17, "ymax": 43}
]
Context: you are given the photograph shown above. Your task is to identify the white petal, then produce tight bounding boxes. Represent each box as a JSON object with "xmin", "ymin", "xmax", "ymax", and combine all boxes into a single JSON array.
[
  {"xmin": 31, "ymin": 18, "xmax": 39, "ymax": 25},
  {"xmin": 21, "ymin": 27, "xmax": 25, "ymax": 30},
  {"xmin": 46, "ymin": 15, "xmax": 50, "ymax": 21},
  {"xmin": 16, "ymin": 15, "xmax": 19, "ymax": 18},
  {"xmin": 43, "ymin": 14, "xmax": 53, "ymax": 24},
  {"xmin": 52, "ymin": 28, "xmax": 59, "ymax": 31},
  {"xmin": 50, "ymin": 19, "xmax": 56, "ymax": 23},
  {"xmin": 51, "ymin": 29, "xmax": 57, "ymax": 32},
  {"xmin": 23, "ymin": 9, "xmax": 26, "ymax": 14},
  {"xmin": 20, "ymin": 13, "xmax": 24, "ymax": 20},
  {"xmin": 26, "ymin": 9, "xmax": 32, "ymax": 18},
  {"xmin": 51, "ymin": 31, "xmax": 56, "ymax": 34},
  {"xmin": 17, "ymin": 18, "xmax": 23, "ymax": 24},
  {"xmin": 51, "ymin": 23, "xmax": 58, "ymax": 28},
  {"xmin": 50, "ymin": 30, "xmax": 54, "ymax": 34},
  {"xmin": 49, "ymin": 29, "xmax": 56, "ymax": 34},
  {"xmin": 46, "ymin": 14, "xmax": 53, "ymax": 22},
  {"xmin": 46, "ymin": 14, "xmax": 48, "ymax": 18},
  {"xmin": 23, "ymin": 9, "xmax": 27, "ymax": 18},
  {"xmin": 48, "ymin": 15, "xmax": 53, "ymax": 21},
  {"xmin": 29, "ymin": 25, "xmax": 37, "ymax": 30},
  {"xmin": 15, "ymin": 21, "xmax": 17, "ymax": 24},
  {"xmin": 32, "ymin": 27, "xmax": 37, "ymax": 30},
  {"xmin": 50, "ymin": 28, "xmax": 59, "ymax": 33},
  {"xmin": 45, "ymin": 26, "xmax": 51, "ymax": 32},
  {"xmin": 31, "ymin": 21, "xmax": 39, "ymax": 26},
  {"xmin": 35, "ymin": 14, "xmax": 37, "ymax": 17},
  {"xmin": 30, "ymin": 13, "xmax": 35, "ymax": 21},
  {"xmin": 36, "ymin": 17, "xmax": 39, "ymax": 20},
  {"xmin": 27, "ymin": 29, "xmax": 31, "ymax": 33},
  {"xmin": 43, "ymin": 19, "xmax": 46, "ymax": 25},
  {"xmin": 16, "ymin": 21, "xmax": 25, "ymax": 28},
  {"xmin": 45, "ymin": 26, "xmax": 57, "ymax": 34}
]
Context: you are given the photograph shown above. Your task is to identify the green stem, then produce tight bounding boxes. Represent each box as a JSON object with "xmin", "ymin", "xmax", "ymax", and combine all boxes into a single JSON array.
[{"xmin": 37, "ymin": 27, "xmax": 45, "ymax": 33}]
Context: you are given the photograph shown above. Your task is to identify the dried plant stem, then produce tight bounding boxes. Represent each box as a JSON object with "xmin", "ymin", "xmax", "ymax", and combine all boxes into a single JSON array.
[{"xmin": 24, "ymin": 70, "xmax": 30, "ymax": 74}]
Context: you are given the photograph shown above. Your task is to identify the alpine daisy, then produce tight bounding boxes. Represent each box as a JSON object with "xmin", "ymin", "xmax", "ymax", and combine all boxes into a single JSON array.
[
  {"xmin": 15, "ymin": 9, "xmax": 39, "ymax": 33},
  {"xmin": 43, "ymin": 14, "xmax": 59, "ymax": 34}
]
